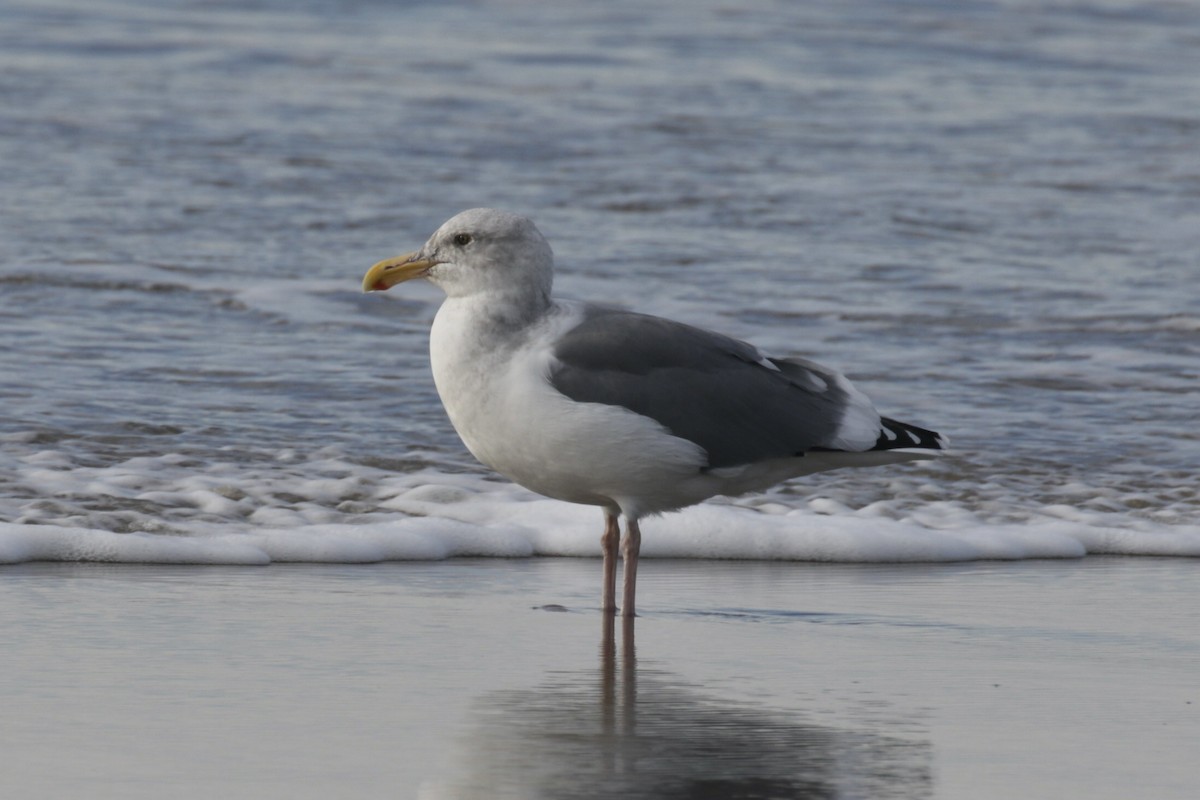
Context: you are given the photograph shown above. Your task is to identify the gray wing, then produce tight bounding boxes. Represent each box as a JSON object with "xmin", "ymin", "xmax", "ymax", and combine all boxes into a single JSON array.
[{"xmin": 547, "ymin": 308, "xmax": 862, "ymax": 469}]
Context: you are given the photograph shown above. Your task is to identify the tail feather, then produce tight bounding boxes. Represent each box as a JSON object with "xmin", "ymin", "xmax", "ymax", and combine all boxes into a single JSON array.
[{"xmin": 872, "ymin": 417, "xmax": 948, "ymax": 452}]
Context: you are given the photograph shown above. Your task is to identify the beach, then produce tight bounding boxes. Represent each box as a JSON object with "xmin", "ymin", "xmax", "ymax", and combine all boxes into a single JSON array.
[{"xmin": 3, "ymin": 557, "xmax": 1195, "ymax": 799}]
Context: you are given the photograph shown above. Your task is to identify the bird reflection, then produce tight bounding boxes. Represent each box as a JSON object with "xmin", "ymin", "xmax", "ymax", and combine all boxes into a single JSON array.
[{"xmin": 421, "ymin": 617, "xmax": 931, "ymax": 799}]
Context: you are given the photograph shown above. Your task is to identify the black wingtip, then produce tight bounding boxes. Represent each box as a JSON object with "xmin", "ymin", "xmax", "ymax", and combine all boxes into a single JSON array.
[{"xmin": 872, "ymin": 417, "xmax": 948, "ymax": 452}]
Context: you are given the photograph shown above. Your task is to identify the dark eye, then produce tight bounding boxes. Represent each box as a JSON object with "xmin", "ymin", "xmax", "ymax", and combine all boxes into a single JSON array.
[{"xmin": 452, "ymin": 233, "xmax": 472, "ymax": 247}]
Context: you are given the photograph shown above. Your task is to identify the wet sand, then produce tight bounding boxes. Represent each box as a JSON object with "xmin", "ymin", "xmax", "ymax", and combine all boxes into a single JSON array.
[{"xmin": 2, "ymin": 557, "xmax": 1196, "ymax": 799}]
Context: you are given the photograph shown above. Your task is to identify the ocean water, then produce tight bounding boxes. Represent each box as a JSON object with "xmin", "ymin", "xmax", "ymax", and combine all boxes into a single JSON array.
[
  {"xmin": 2, "ymin": 0, "xmax": 1198, "ymax": 563},
  {"xmin": 3, "ymin": 4, "xmax": 1200, "ymax": 797}
]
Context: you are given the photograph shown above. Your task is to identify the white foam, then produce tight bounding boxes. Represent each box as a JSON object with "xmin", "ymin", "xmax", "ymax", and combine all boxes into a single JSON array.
[
  {"xmin": 2, "ymin": 442, "xmax": 1197, "ymax": 566},
  {"xmin": 0, "ymin": 524, "xmax": 272, "ymax": 565},
  {"xmin": 3, "ymin": 475, "xmax": 1197, "ymax": 565}
]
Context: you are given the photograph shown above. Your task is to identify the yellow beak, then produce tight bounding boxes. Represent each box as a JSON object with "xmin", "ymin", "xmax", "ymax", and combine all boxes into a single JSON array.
[{"xmin": 362, "ymin": 252, "xmax": 438, "ymax": 292}]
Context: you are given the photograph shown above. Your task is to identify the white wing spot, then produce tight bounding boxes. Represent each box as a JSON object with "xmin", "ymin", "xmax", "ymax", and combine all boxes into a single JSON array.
[
  {"xmin": 883, "ymin": 427, "xmax": 898, "ymax": 441},
  {"xmin": 756, "ymin": 354, "xmax": 781, "ymax": 372}
]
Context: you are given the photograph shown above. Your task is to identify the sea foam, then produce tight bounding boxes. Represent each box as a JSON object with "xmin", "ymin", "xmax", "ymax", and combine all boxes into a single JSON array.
[
  {"xmin": 3, "ymin": 471, "xmax": 1197, "ymax": 565},
  {"xmin": 3, "ymin": 437, "xmax": 1197, "ymax": 566}
]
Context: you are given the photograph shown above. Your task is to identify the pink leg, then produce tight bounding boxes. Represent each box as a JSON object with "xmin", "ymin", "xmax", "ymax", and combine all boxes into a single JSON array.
[
  {"xmin": 620, "ymin": 518, "xmax": 641, "ymax": 618},
  {"xmin": 601, "ymin": 511, "xmax": 619, "ymax": 614}
]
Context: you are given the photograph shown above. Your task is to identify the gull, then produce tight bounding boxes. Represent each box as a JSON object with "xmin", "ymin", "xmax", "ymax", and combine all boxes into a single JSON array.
[{"xmin": 363, "ymin": 209, "xmax": 946, "ymax": 616}]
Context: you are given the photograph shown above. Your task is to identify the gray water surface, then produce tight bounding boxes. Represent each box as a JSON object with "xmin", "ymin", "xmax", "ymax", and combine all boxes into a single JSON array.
[{"xmin": 2, "ymin": 0, "xmax": 1198, "ymax": 538}]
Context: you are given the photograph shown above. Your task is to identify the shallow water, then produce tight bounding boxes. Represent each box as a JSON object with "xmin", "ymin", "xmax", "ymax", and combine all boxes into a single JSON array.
[{"xmin": 2, "ymin": 559, "xmax": 1196, "ymax": 799}]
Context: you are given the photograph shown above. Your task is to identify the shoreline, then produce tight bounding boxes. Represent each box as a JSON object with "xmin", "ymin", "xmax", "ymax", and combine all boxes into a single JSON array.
[{"xmin": 3, "ymin": 558, "xmax": 1196, "ymax": 799}]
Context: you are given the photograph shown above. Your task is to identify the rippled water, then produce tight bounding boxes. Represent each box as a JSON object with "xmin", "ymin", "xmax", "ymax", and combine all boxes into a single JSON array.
[{"xmin": 1, "ymin": 0, "xmax": 1198, "ymax": 562}]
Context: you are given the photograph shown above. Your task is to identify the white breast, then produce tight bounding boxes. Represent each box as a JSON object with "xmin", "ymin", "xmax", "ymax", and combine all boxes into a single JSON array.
[{"xmin": 429, "ymin": 298, "xmax": 708, "ymax": 516}]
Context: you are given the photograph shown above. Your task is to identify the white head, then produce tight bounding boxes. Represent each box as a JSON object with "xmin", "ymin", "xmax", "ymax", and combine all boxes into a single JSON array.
[{"xmin": 363, "ymin": 208, "xmax": 554, "ymax": 303}]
